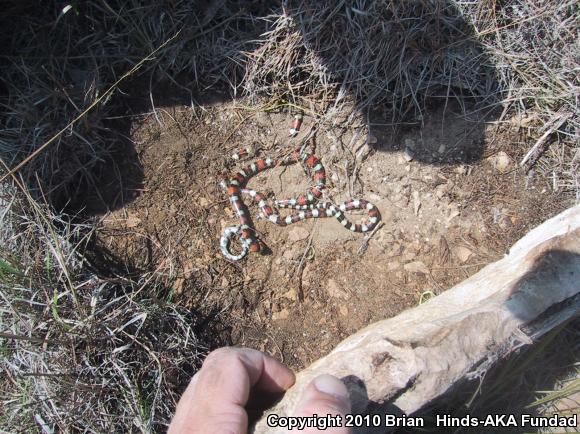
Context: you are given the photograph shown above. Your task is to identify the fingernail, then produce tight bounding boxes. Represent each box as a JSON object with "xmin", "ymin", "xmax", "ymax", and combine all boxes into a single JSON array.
[{"xmin": 313, "ymin": 374, "xmax": 349, "ymax": 401}]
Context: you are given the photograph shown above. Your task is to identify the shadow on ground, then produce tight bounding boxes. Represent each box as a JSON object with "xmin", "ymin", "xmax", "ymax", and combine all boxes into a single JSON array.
[{"xmin": 56, "ymin": 0, "xmax": 500, "ymax": 216}]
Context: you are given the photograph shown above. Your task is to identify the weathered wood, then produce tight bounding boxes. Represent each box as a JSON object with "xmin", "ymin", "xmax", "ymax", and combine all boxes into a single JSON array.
[{"xmin": 254, "ymin": 205, "xmax": 580, "ymax": 433}]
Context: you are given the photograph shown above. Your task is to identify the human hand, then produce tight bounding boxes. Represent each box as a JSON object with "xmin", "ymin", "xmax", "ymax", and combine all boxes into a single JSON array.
[{"xmin": 168, "ymin": 347, "xmax": 352, "ymax": 433}]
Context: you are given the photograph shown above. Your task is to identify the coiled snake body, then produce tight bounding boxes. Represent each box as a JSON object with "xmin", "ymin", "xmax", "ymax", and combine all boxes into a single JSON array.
[{"xmin": 219, "ymin": 147, "xmax": 381, "ymax": 261}]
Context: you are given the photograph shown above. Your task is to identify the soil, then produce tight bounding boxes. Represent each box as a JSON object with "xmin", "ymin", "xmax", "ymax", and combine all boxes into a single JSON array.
[{"xmin": 94, "ymin": 96, "xmax": 571, "ymax": 369}]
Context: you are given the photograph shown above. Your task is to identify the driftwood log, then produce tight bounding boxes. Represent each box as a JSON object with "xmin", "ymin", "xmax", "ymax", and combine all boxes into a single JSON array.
[{"xmin": 254, "ymin": 205, "xmax": 580, "ymax": 433}]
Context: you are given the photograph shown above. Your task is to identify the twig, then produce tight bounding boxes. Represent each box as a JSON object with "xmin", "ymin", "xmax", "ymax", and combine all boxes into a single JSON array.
[
  {"xmin": 357, "ymin": 221, "xmax": 383, "ymax": 256},
  {"xmin": 294, "ymin": 222, "xmax": 317, "ymax": 302},
  {"xmin": 520, "ymin": 110, "xmax": 571, "ymax": 170}
]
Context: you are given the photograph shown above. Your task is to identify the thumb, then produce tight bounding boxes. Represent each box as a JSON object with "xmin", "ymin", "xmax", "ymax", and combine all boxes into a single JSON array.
[{"xmin": 292, "ymin": 374, "xmax": 352, "ymax": 433}]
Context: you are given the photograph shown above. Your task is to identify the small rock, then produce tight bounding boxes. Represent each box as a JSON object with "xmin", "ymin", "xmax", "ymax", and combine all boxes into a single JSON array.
[
  {"xmin": 454, "ymin": 246, "xmax": 473, "ymax": 263},
  {"xmin": 327, "ymin": 279, "xmax": 349, "ymax": 300},
  {"xmin": 387, "ymin": 261, "xmax": 400, "ymax": 271},
  {"xmin": 283, "ymin": 288, "xmax": 299, "ymax": 302},
  {"xmin": 403, "ymin": 148, "xmax": 414, "ymax": 162},
  {"xmin": 487, "ymin": 151, "xmax": 513, "ymax": 173},
  {"xmin": 367, "ymin": 134, "xmax": 378, "ymax": 144},
  {"xmin": 404, "ymin": 261, "xmax": 429, "ymax": 274},
  {"xmin": 438, "ymin": 144, "xmax": 446, "ymax": 154},
  {"xmin": 288, "ymin": 226, "xmax": 310, "ymax": 242},
  {"xmin": 198, "ymin": 197, "xmax": 210, "ymax": 207},
  {"xmin": 339, "ymin": 305, "xmax": 349, "ymax": 316},
  {"xmin": 273, "ymin": 308, "xmax": 290, "ymax": 320}
]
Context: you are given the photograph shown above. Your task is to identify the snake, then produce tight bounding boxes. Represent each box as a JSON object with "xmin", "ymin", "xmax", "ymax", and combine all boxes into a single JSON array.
[{"xmin": 219, "ymin": 147, "xmax": 381, "ymax": 261}]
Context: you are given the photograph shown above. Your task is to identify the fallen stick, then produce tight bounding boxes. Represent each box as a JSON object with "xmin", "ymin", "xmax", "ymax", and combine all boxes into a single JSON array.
[
  {"xmin": 520, "ymin": 110, "xmax": 571, "ymax": 169},
  {"xmin": 254, "ymin": 205, "xmax": 580, "ymax": 433}
]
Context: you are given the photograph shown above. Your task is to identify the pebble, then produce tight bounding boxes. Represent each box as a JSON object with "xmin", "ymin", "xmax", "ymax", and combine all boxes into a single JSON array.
[
  {"xmin": 454, "ymin": 246, "xmax": 473, "ymax": 263},
  {"xmin": 487, "ymin": 151, "xmax": 513, "ymax": 173},
  {"xmin": 404, "ymin": 261, "xmax": 429, "ymax": 274},
  {"xmin": 198, "ymin": 197, "xmax": 210, "ymax": 207},
  {"xmin": 403, "ymin": 148, "xmax": 414, "ymax": 162},
  {"xmin": 283, "ymin": 288, "xmax": 299, "ymax": 301}
]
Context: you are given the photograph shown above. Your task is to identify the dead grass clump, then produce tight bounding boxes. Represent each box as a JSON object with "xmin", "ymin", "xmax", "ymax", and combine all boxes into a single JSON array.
[
  {"xmin": 243, "ymin": 0, "xmax": 578, "ymax": 198},
  {"xmin": 0, "ymin": 0, "xmax": 268, "ymax": 207},
  {"xmin": 462, "ymin": 0, "xmax": 579, "ymax": 200},
  {"xmin": 244, "ymin": 1, "xmax": 499, "ymax": 118},
  {"xmin": 1, "ymin": 194, "xmax": 204, "ymax": 432}
]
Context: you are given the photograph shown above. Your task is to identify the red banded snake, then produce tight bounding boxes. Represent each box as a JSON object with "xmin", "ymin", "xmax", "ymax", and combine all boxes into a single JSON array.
[{"xmin": 219, "ymin": 147, "xmax": 381, "ymax": 261}]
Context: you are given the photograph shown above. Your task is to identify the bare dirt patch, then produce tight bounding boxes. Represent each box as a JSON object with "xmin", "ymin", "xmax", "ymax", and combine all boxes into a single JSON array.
[{"xmin": 94, "ymin": 99, "xmax": 571, "ymax": 370}]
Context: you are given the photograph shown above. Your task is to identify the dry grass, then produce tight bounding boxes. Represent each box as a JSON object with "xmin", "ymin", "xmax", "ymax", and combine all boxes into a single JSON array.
[
  {"xmin": 1, "ymin": 0, "xmax": 578, "ymax": 432},
  {"xmin": 0, "ymin": 181, "xmax": 204, "ymax": 431}
]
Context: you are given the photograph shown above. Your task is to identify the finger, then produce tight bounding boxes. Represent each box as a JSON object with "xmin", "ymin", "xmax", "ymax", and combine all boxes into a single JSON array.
[
  {"xmin": 235, "ymin": 348, "xmax": 296, "ymax": 394},
  {"xmin": 292, "ymin": 374, "xmax": 352, "ymax": 434},
  {"xmin": 168, "ymin": 347, "xmax": 294, "ymax": 434},
  {"xmin": 198, "ymin": 347, "xmax": 295, "ymax": 405}
]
